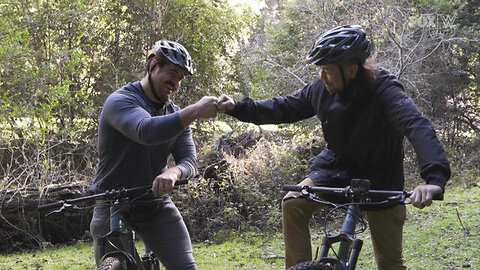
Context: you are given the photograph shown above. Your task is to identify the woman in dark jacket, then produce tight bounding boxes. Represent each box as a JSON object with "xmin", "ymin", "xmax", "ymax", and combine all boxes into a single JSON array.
[{"xmin": 216, "ymin": 25, "xmax": 450, "ymax": 270}]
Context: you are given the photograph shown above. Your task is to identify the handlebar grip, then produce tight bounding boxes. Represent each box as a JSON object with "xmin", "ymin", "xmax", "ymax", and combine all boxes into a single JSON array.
[
  {"xmin": 405, "ymin": 191, "xmax": 443, "ymax": 201},
  {"xmin": 37, "ymin": 201, "xmax": 64, "ymax": 211},
  {"xmin": 432, "ymin": 192, "xmax": 444, "ymax": 201},
  {"xmin": 175, "ymin": 179, "xmax": 189, "ymax": 186},
  {"xmin": 282, "ymin": 185, "xmax": 303, "ymax": 192}
]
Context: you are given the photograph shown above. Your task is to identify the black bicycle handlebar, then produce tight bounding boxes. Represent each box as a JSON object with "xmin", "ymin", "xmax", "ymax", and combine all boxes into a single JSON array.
[
  {"xmin": 282, "ymin": 184, "xmax": 412, "ymax": 197},
  {"xmin": 283, "ymin": 182, "xmax": 444, "ymax": 201},
  {"xmin": 38, "ymin": 179, "xmax": 189, "ymax": 212}
]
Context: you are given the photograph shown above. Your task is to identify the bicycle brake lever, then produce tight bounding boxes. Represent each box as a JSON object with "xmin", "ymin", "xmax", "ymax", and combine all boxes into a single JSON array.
[
  {"xmin": 45, "ymin": 203, "xmax": 79, "ymax": 217},
  {"xmin": 45, "ymin": 209, "xmax": 61, "ymax": 217},
  {"xmin": 285, "ymin": 189, "xmax": 313, "ymax": 201},
  {"xmin": 386, "ymin": 192, "xmax": 411, "ymax": 204},
  {"xmin": 301, "ymin": 190, "xmax": 322, "ymax": 202}
]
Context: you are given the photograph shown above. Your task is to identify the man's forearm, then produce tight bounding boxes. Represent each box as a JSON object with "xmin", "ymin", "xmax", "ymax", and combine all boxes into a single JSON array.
[
  {"xmin": 178, "ymin": 103, "xmax": 201, "ymax": 127},
  {"xmin": 178, "ymin": 96, "xmax": 219, "ymax": 127}
]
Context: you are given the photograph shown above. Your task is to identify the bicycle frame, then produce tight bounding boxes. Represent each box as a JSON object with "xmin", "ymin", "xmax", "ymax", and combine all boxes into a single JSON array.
[
  {"xmin": 38, "ymin": 180, "xmax": 188, "ymax": 270},
  {"xmin": 283, "ymin": 179, "xmax": 414, "ymax": 270},
  {"xmin": 98, "ymin": 199, "xmax": 158, "ymax": 270}
]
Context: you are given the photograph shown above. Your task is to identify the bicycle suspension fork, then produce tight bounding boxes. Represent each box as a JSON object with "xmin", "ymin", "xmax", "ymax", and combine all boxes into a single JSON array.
[{"xmin": 319, "ymin": 204, "xmax": 363, "ymax": 270}]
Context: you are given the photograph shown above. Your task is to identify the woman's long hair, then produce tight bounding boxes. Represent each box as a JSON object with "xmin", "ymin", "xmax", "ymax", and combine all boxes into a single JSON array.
[
  {"xmin": 341, "ymin": 58, "xmax": 378, "ymax": 107},
  {"xmin": 354, "ymin": 58, "xmax": 378, "ymax": 95}
]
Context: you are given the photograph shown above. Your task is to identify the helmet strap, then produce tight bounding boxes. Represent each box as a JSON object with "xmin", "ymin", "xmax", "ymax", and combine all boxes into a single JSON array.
[
  {"xmin": 337, "ymin": 64, "xmax": 347, "ymax": 91},
  {"xmin": 147, "ymin": 63, "xmax": 164, "ymax": 104}
]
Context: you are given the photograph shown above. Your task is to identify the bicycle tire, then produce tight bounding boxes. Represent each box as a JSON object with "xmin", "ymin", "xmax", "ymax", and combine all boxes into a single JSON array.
[
  {"xmin": 288, "ymin": 261, "xmax": 334, "ymax": 270},
  {"xmin": 98, "ymin": 255, "xmax": 128, "ymax": 270}
]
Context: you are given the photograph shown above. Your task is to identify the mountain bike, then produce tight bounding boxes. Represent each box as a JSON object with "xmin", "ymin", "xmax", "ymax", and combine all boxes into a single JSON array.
[
  {"xmin": 38, "ymin": 179, "xmax": 188, "ymax": 270},
  {"xmin": 282, "ymin": 178, "xmax": 442, "ymax": 270}
]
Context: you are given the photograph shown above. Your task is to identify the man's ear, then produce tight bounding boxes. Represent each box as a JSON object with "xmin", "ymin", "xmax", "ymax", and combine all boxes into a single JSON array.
[{"xmin": 344, "ymin": 63, "xmax": 359, "ymax": 80}]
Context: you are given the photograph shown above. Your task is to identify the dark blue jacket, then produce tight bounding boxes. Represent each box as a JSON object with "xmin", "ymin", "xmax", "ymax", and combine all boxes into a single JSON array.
[
  {"xmin": 228, "ymin": 68, "xmax": 450, "ymax": 191},
  {"xmin": 91, "ymin": 82, "xmax": 197, "ymax": 192}
]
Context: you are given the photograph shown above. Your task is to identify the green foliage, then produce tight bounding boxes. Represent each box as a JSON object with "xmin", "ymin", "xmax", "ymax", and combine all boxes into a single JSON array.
[
  {"xmin": 175, "ymin": 127, "xmax": 325, "ymax": 241},
  {"xmin": 0, "ymin": 233, "xmax": 285, "ymax": 269},
  {"xmin": 360, "ymin": 185, "xmax": 480, "ymax": 269},
  {"xmin": 194, "ymin": 232, "xmax": 284, "ymax": 269},
  {"xmin": 161, "ymin": 0, "xmax": 255, "ymax": 104},
  {"xmin": 235, "ymin": 0, "xmax": 479, "ymax": 150},
  {"xmin": 0, "ymin": 241, "xmax": 95, "ymax": 270},
  {"xmin": 0, "ymin": 0, "xmax": 255, "ymax": 190},
  {"xmin": 0, "ymin": 0, "xmax": 255, "ymax": 128},
  {"xmin": 1, "ymin": 0, "xmax": 479, "ymax": 263}
]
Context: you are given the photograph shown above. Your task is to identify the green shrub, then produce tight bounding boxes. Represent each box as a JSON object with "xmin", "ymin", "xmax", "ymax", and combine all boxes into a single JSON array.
[{"xmin": 175, "ymin": 127, "xmax": 325, "ymax": 242}]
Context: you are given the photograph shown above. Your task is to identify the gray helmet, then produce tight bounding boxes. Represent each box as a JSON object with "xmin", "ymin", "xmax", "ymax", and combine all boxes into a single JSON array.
[
  {"xmin": 306, "ymin": 25, "xmax": 371, "ymax": 66},
  {"xmin": 150, "ymin": 40, "xmax": 193, "ymax": 75}
]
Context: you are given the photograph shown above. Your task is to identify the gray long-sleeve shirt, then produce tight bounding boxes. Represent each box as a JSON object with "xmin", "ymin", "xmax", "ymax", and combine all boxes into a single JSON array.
[{"xmin": 90, "ymin": 81, "xmax": 197, "ymax": 192}]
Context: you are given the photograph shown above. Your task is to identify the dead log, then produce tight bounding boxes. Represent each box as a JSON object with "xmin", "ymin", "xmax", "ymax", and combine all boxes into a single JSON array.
[
  {"xmin": 0, "ymin": 130, "xmax": 263, "ymax": 253},
  {"xmin": 0, "ymin": 181, "xmax": 91, "ymax": 253},
  {"xmin": 212, "ymin": 130, "xmax": 262, "ymax": 158}
]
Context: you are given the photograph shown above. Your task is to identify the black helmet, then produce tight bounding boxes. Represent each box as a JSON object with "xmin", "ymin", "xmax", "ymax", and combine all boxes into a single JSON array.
[
  {"xmin": 149, "ymin": 40, "xmax": 193, "ymax": 75},
  {"xmin": 306, "ymin": 25, "xmax": 371, "ymax": 66}
]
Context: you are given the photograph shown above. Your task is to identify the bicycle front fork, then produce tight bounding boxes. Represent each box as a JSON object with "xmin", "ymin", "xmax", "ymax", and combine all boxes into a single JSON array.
[
  {"xmin": 319, "ymin": 204, "xmax": 363, "ymax": 270},
  {"xmin": 141, "ymin": 248, "xmax": 161, "ymax": 270}
]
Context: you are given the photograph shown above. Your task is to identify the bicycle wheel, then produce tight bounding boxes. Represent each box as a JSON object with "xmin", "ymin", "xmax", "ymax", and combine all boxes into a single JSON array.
[
  {"xmin": 98, "ymin": 255, "xmax": 128, "ymax": 270},
  {"xmin": 288, "ymin": 260, "xmax": 334, "ymax": 270}
]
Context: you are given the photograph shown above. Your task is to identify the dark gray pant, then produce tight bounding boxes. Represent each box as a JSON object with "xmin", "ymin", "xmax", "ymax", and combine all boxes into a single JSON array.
[{"xmin": 90, "ymin": 196, "xmax": 196, "ymax": 270}]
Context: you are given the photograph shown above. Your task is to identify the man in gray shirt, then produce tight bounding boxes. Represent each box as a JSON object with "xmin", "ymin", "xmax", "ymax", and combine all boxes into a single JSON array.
[{"xmin": 90, "ymin": 40, "xmax": 217, "ymax": 269}]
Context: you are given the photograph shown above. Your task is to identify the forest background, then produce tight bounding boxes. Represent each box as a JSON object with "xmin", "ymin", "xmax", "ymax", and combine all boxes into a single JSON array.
[{"xmin": 0, "ymin": 0, "xmax": 479, "ymax": 254}]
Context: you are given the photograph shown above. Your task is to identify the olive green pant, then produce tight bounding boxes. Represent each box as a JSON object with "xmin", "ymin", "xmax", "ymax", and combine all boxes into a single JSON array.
[{"xmin": 282, "ymin": 178, "xmax": 407, "ymax": 270}]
